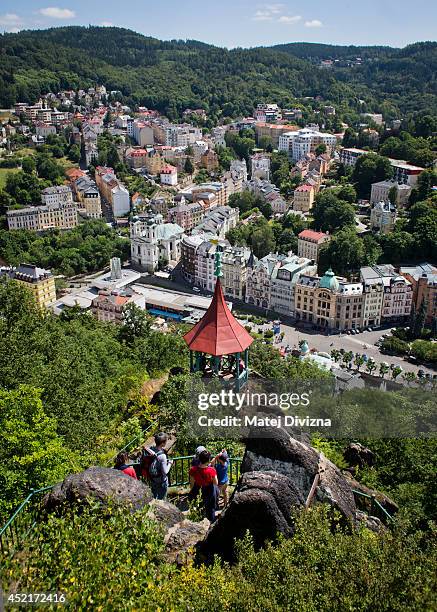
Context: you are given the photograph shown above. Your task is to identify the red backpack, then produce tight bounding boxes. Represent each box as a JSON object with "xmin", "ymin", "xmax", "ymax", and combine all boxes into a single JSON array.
[{"xmin": 140, "ymin": 447, "xmax": 164, "ymax": 481}]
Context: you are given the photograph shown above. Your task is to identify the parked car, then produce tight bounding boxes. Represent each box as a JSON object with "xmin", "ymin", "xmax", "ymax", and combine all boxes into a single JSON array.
[{"xmin": 193, "ymin": 287, "xmax": 200, "ymax": 293}]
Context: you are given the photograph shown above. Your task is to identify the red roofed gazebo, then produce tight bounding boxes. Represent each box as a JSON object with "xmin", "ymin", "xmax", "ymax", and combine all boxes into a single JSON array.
[{"xmin": 183, "ymin": 246, "xmax": 253, "ymax": 389}]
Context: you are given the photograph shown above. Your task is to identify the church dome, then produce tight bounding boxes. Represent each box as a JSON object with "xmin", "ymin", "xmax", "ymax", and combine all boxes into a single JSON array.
[{"xmin": 320, "ymin": 268, "xmax": 339, "ymax": 292}]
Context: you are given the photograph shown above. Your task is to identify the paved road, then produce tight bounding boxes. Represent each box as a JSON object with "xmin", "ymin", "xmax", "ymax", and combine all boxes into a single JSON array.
[
  {"xmin": 258, "ymin": 322, "xmax": 434, "ymax": 376},
  {"xmin": 128, "ymin": 279, "xmax": 435, "ymax": 377}
]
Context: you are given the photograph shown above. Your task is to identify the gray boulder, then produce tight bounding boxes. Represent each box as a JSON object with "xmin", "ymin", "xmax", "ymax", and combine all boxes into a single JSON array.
[
  {"xmin": 198, "ymin": 470, "xmax": 304, "ymax": 562},
  {"xmin": 146, "ymin": 499, "xmax": 184, "ymax": 528},
  {"xmin": 242, "ymin": 426, "xmax": 356, "ymax": 520},
  {"xmin": 344, "ymin": 442, "xmax": 375, "ymax": 468},
  {"xmin": 43, "ymin": 467, "xmax": 153, "ymax": 513},
  {"xmin": 164, "ymin": 519, "xmax": 210, "ymax": 565},
  {"xmin": 355, "ymin": 510, "xmax": 386, "ymax": 533}
]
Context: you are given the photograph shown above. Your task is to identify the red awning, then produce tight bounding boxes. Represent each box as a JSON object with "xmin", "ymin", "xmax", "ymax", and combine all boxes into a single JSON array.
[{"xmin": 183, "ymin": 279, "xmax": 253, "ymax": 356}]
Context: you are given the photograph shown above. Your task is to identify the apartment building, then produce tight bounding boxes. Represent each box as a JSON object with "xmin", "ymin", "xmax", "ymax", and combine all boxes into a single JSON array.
[
  {"xmin": 279, "ymin": 128, "xmax": 337, "ymax": 162},
  {"xmin": 0, "ymin": 264, "xmax": 56, "ymax": 308},
  {"xmin": 293, "ymin": 184, "xmax": 315, "ymax": 212},
  {"xmin": 95, "ymin": 166, "xmax": 130, "ymax": 217},
  {"xmin": 246, "ymin": 253, "xmax": 317, "ymax": 316},
  {"xmin": 297, "ymin": 230, "xmax": 330, "ymax": 263},
  {"xmin": 41, "ymin": 185, "xmax": 73, "ymax": 206},
  {"xmin": 400, "ymin": 263, "xmax": 437, "ymax": 324},
  {"xmin": 192, "ymin": 206, "xmax": 239, "ymax": 238},
  {"xmin": 74, "ymin": 176, "xmax": 102, "ymax": 219},
  {"xmin": 7, "ymin": 201, "xmax": 78, "ymax": 231},
  {"xmin": 361, "ymin": 265, "xmax": 413, "ymax": 322},
  {"xmin": 132, "ymin": 121, "xmax": 154, "ymax": 146},
  {"xmin": 370, "ymin": 180, "xmax": 412, "ymax": 207}
]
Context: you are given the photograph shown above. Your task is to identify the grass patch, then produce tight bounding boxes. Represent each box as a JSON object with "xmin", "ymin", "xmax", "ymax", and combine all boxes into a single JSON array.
[{"xmin": 0, "ymin": 167, "xmax": 18, "ymax": 188}]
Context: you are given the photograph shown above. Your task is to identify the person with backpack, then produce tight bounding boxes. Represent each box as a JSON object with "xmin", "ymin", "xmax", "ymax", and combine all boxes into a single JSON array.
[
  {"xmin": 141, "ymin": 432, "xmax": 173, "ymax": 500},
  {"xmin": 212, "ymin": 450, "xmax": 229, "ymax": 507},
  {"xmin": 189, "ymin": 450, "xmax": 218, "ymax": 522},
  {"xmin": 114, "ymin": 452, "xmax": 138, "ymax": 479}
]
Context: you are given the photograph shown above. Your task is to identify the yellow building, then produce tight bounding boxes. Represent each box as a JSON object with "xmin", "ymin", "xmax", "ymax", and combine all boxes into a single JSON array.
[
  {"xmin": 293, "ymin": 184, "xmax": 315, "ymax": 213},
  {"xmin": 0, "ymin": 264, "xmax": 56, "ymax": 308}
]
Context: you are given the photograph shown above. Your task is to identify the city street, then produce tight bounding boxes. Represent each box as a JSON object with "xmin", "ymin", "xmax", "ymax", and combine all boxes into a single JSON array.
[
  {"xmin": 140, "ymin": 278, "xmax": 435, "ymax": 377},
  {"xmin": 255, "ymin": 321, "xmax": 435, "ymax": 376}
]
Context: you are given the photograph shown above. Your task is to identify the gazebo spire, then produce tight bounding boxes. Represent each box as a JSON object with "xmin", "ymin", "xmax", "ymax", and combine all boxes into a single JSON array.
[{"xmin": 183, "ymin": 240, "xmax": 253, "ymax": 389}]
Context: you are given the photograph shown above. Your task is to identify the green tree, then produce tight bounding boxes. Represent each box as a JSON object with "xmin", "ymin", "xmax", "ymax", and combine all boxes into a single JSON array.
[
  {"xmin": 184, "ymin": 157, "xmax": 194, "ymax": 174},
  {"xmin": 251, "ymin": 224, "xmax": 275, "ymax": 258},
  {"xmin": 319, "ymin": 228, "xmax": 365, "ymax": 275},
  {"xmin": 0, "ymin": 385, "xmax": 77, "ymax": 516},
  {"xmin": 312, "ymin": 191, "xmax": 355, "ymax": 233},
  {"xmin": 379, "ymin": 362, "xmax": 390, "ymax": 378},
  {"xmin": 352, "ymin": 153, "xmax": 394, "ymax": 198}
]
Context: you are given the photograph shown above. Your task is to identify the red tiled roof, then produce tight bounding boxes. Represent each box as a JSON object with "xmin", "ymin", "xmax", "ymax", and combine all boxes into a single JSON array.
[
  {"xmin": 298, "ymin": 229, "xmax": 328, "ymax": 241},
  {"xmin": 296, "ymin": 184, "xmax": 313, "ymax": 192},
  {"xmin": 161, "ymin": 165, "xmax": 177, "ymax": 173},
  {"xmin": 183, "ymin": 279, "xmax": 253, "ymax": 356}
]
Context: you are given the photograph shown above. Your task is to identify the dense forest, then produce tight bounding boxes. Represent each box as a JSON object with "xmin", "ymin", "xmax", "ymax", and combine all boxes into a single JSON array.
[{"xmin": 0, "ymin": 27, "xmax": 436, "ymax": 118}]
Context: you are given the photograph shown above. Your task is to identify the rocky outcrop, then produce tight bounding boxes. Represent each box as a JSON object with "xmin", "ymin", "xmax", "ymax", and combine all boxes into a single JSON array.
[
  {"xmin": 242, "ymin": 426, "xmax": 357, "ymax": 520},
  {"xmin": 42, "ymin": 467, "xmax": 209, "ymax": 565},
  {"xmin": 164, "ymin": 519, "xmax": 210, "ymax": 565},
  {"xmin": 146, "ymin": 499, "xmax": 184, "ymax": 528},
  {"xmin": 198, "ymin": 470, "xmax": 304, "ymax": 562},
  {"xmin": 344, "ymin": 442, "xmax": 375, "ymax": 468},
  {"xmin": 355, "ymin": 510, "xmax": 386, "ymax": 533},
  {"xmin": 43, "ymin": 466, "xmax": 153, "ymax": 513}
]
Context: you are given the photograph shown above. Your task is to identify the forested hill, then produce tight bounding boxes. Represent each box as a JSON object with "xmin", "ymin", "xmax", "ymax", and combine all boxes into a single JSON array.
[
  {"xmin": 274, "ymin": 41, "xmax": 437, "ymax": 116},
  {"xmin": 0, "ymin": 26, "xmax": 436, "ymax": 118}
]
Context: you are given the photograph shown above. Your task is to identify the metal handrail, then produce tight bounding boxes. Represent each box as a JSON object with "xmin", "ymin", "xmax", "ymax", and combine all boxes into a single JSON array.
[
  {"xmin": 1, "ymin": 420, "xmax": 158, "ymax": 561},
  {"xmin": 168, "ymin": 456, "xmax": 242, "ymax": 487},
  {"xmin": 352, "ymin": 488, "xmax": 395, "ymax": 524}
]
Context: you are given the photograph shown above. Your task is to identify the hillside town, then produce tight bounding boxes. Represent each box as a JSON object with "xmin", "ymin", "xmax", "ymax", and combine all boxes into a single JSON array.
[{"xmin": 0, "ymin": 87, "xmax": 436, "ymax": 380}]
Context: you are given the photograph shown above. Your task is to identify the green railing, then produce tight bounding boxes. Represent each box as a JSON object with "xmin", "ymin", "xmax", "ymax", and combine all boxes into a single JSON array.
[
  {"xmin": 352, "ymin": 489, "xmax": 395, "ymax": 524},
  {"xmin": 0, "ymin": 485, "xmax": 55, "ymax": 558},
  {"xmin": 0, "ymin": 420, "xmax": 157, "ymax": 561},
  {"xmin": 169, "ymin": 456, "xmax": 242, "ymax": 487}
]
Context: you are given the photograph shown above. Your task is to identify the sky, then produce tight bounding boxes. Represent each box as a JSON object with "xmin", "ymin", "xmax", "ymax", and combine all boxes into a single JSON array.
[{"xmin": 0, "ymin": 1, "xmax": 436, "ymax": 49}]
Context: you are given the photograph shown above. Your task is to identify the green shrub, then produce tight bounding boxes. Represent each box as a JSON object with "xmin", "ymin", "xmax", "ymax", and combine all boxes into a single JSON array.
[{"xmin": 4, "ymin": 506, "xmax": 437, "ymax": 611}]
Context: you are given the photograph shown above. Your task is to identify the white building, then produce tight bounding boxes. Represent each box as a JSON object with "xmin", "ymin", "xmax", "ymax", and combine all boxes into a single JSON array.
[
  {"xmin": 130, "ymin": 213, "xmax": 184, "ymax": 272},
  {"xmin": 279, "ymin": 128, "xmax": 337, "ymax": 162},
  {"xmin": 7, "ymin": 201, "xmax": 78, "ymax": 231},
  {"xmin": 250, "ymin": 153, "xmax": 271, "ymax": 180},
  {"xmin": 111, "ymin": 184, "xmax": 130, "ymax": 217},
  {"xmin": 132, "ymin": 121, "xmax": 154, "ymax": 146},
  {"xmin": 41, "ymin": 185, "xmax": 73, "ymax": 206},
  {"xmin": 160, "ymin": 165, "xmax": 178, "ymax": 186},
  {"xmin": 370, "ymin": 201, "xmax": 397, "ymax": 234},
  {"xmin": 370, "ymin": 180, "xmax": 412, "ymax": 207},
  {"xmin": 360, "ymin": 265, "xmax": 412, "ymax": 323},
  {"xmin": 246, "ymin": 252, "xmax": 317, "ymax": 316}
]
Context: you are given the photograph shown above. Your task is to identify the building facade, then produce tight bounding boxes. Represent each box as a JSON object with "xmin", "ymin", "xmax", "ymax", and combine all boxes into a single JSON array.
[
  {"xmin": 0, "ymin": 264, "xmax": 56, "ymax": 308},
  {"xmin": 7, "ymin": 201, "xmax": 78, "ymax": 231},
  {"xmin": 297, "ymin": 230, "xmax": 330, "ymax": 263},
  {"xmin": 130, "ymin": 214, "xmax": 184, "ymax": 272}
]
